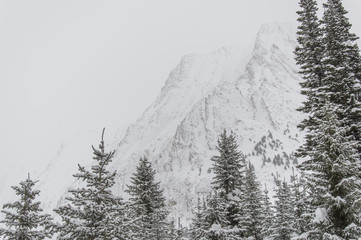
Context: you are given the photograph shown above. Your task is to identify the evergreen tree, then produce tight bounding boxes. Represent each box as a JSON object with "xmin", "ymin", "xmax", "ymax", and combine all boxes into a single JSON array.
[
  {"xmin": 236, "ymin": 162, "xmax": 264, "ymax": 240},
  {"xmin": 260, "ymin": 184, "xmax": 274, "ymax": 239},
  {"xmin": 54, "ymin": 129, "xmax": 129, "ymax": 240},
  {"xmin": 0, "ymin": 175, "xmax": 54, "ymax": 240},
  {"xmin": 211, "ymin": 129, "xmax": 245, "ymax": 230},
  {"xmin": 211, "ymin": 129, "xmax": 245, "ymax": 197},
  {"xmin": 297, "ymin": 102, "xmax": 361, "ymax": 239},
  {"xmin": 190, "ymin": 194, "xmax": 230, "ymax": 240},
  {"xmin": 295, "ymin": 0, "xmax": 361, "ymax": 238},
  {"xmin": 290, "ymin": 170, "xmax": 307, "ymax": 236},
  {"xmin": 126, "ymin": 156, "xmax": 170, "ymax": 240},
  {"xmin": 321, "ymin": 0, "xmax": 361, "ymax": 156},
  {"xmin": 294, "ymin": 0, "xmax": 326, "ymax": 160},
  {"xmin": 190, "ymin": 195, "xmax": 204, "ymax": 240},
  {"xmin": 268, "ymin": 180, "xmax": 296, "ymax": 240}
]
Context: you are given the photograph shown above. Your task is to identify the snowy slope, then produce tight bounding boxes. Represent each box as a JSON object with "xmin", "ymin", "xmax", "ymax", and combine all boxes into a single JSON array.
[
  {"xmin": 108, "ymin": 22, "xmax": 305, "ymax": 225},
  {"xmin": 0, "ymin": 23, "xmax": 305, "ymax": 227}
]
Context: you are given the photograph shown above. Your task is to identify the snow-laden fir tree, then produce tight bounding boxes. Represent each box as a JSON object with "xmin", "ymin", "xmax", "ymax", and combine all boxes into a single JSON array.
[
  {"xmin": 235, "ymin": 161, "xmax": 264, "ymax": 240},
  {"xmin": 297, "ymin": 101, "xmax": 361, "ymax": 239},
  {"xmin": 211, "ymin": 129, "xmax": 245, "ymax": 233},
  {"xmin": 268, "ymin": 179, "xmax": 296, "ymax": 240},
  {"xmin": 190, "ymin": 130, "xmax": 245, "ymax": 239},
  {"xmin": 190, "ymin": 194, "xmax": 230, "ymax": 240},
  {"xmin": 54, "ymin": 129, "xmax": 129, "ymax": 240},
  {"xmin": 0, "ymin": 175, "xmax": 54, "ymax": 240},
  {"xmin": 211, "ymin": 129, "xmax": 244, "ymax": 197},
  {"xmin": 294, "ymin": 0, "xmax": 324, "ymax": 88},
  {"xmin": 289, "ymin": 169, "xmax": 307, "ymax": 236},
  {"xmin": 260, "ymin": 184, "xmax": 274, "ymax": 239},
  {"xmin": 321, "ymin": 0, "xmax": 361, "ymax": 156},
  {"xmin": 126, "ymin": 156, "xmax": 170, "ymax": 240},
  {"xmin": 294, "ymin": 0, "xmax": 328, "ymax": 163}
]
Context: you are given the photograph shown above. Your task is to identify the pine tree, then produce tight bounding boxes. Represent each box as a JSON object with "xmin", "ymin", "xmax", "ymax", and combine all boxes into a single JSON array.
[
  {"xmin": 211, "ymin": 129, "xmax": 244, "ymax": 197},
  {"xmin": 190, "ymin": 195, "xmax": 204, "ymax": 240},
  {"xmin": 294, "ymin": 0, "xmax": 326, "ymax": 160},
  {"xmin": 191, "ymin": 194, "xmax": 231, "ymax": 240},
  {"xmin": 294, "ymin": 0, "xmax": 361, "ymax": 238},
  {"xmin": 290, "ymin": 170, "xmax": 307, "ymax": 236},
  {"xmin": 297, "ymin": 101, "xmax": 361, "ymax": 239},
  {"xmin": 268, "ymin": 179, "xmax": 296, "ymax": 240},
  {"xmin": 54, "ymin": 129, "xmax": 129, "ymax": 240},
  {"xmin": 260, "ymin": 184, "xmax": 274, "ymax": 239},
  {"xmin": 126, "ymin": 156, "xmax": 170, "ymax": 240},
  {"xmin": 236, "ymin": 162, "xmax": 264, "ymax": 240},
  {"xmin": 321, "ymin": 0, "xmax": 361, "ymax": 156},
  {"xmin": 0, "ymin": 175, "xmax": 54, "ymax": 240},
  {"xmin": 211, "ymin": 129, "xmax": 245, "ymax": 233}
]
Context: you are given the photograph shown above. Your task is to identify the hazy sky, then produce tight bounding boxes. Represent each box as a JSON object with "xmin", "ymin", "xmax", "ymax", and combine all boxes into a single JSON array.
[{"xmin": 0, "ymin": 0, "xmax": 360, "ymax": 177}]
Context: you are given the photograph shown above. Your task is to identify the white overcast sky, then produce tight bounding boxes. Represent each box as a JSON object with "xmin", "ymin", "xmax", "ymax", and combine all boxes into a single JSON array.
[{"xmin": 0, "ymin": 0, "xmax": 360, "ymax": 177}]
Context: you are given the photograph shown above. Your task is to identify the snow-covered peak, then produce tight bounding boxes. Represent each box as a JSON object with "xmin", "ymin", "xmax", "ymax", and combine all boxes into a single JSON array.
[
  {"xmin": 107, "ymin": 22, "xmax": 305, "ymax": 224},
  {"xmin": 117, "ymin": 46, "xmax": 251, "ymax": 159},
  {"xmin": 253, "ymin": 23, "xmax": 297, "ymax": 57},
  {"xmin": 1, "ymin": 23, "xmax": 306, "ymax": 227}
]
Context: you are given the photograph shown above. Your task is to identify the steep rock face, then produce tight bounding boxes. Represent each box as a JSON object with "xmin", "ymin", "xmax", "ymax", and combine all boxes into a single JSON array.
[
  {"xmin": 9, "ymin": 23, "xmax": 305, "ymax": 226},
  {"xmin": 110, "ymin": 23, "xmax": 305, "ymax": 224}
]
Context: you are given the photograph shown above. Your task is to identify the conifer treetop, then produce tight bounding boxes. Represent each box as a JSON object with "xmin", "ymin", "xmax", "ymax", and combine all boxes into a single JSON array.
[{"xmin": 0, "ymin": 175, "xmax": 54, "ymax": 240}]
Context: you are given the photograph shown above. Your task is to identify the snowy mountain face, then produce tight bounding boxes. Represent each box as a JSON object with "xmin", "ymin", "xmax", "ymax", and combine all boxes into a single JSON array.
[
  {"xmin": 109, "ymin": 23, "xmax": 305, "ymax": 224},
  {"xmin": 2, "ymin": 23, "xmax": 305, "ymax": 226}
]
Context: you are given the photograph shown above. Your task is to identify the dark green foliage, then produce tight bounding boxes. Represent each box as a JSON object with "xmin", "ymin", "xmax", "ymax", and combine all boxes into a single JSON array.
[
  {"xmin": 268, "ymin": 180, "xmax": 296, "ymax": 240},
  {"xmin": 290, "ymin": 170, "xmax": 307, "ymax": 235},
  {"xmin": 0, "ymin": 176, "xmax": 54, "ymax": 240},
  {"xmin": 294, "ymin": 0, "xmax": 325, "ymax": 159},
  {"xmin": 236, "ymin": 162, "xmax": 264, "ymax": 240},
  {"xmin": 321, "ymin": 0, "xmax": 361, "ymax": 155},
  {"xmin": 126, "ymin": 156, "xmax": 170, "ymax": 240},
  {"xmin": 260, "ymin": 185, "xmax": 274, "ymax": 239},
  {"xmin": 191, "ymin": 129, "xmax": 247, "ymax": 239},
  {"xmin": 190, "ymin": 194, "xmax": 231, "ymax": 240},
  {"xmin": 298, "ymin": 102, "xmax": 361, "ymax": 239},
  {"xmin": 211, "ymin": 129, "xmax": 244, "ymax": 197},
  {"xmin": 295, "ymin": 0, "xmax": 361, "ymax": 238},
  {"xmin": 54, "ymin": 129, "xmax": 128, "ymax": 240}
]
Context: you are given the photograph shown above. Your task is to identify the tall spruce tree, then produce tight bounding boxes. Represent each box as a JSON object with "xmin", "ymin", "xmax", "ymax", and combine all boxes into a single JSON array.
[
  {"xmin": 211, "ymin": 129, "xmax": 244, "ymax": 197},
  {"xmin": 290, "ymin": 170, "xmax": 307, "ymax": 236},
  {"xmin": 295, "ymin": 0, "xmax": 361, "ymax": 238},
  {"xmin": 211, "ymin": 129, "xmax": 245, "ymax": 232},
  {"xmin": 260, "ymin": 184, "xmax": 274, "ymax": 239},
  {"xmin": 236, "ymin": 162, "xmax": 264, "ymax": 240},
  {"xmin": 126, "ymin": 156, "xmax": 170, "ymax": 240},
  {"xmin": 190, "ymin": 130, "xmax": 245, "ymax": 239},
  {"xmin": 54, "ymin": 129, "xmax": 129, "ymax": 240},
  {"xmin": 294, "ymin": 0, "xmax": 325, "ymax": 159},
  {"xmin": 0, "ymin": 175, "xmax": 54, "ymax": 240},
  {"xmin": 321, "ymin": 0, "xmax": 361, "ymax": 156},
  {"xmin": 297, "ymin": 101, "xmax": 361, "ymax": 239},
  {"xmin": 268, "ymin": 179, "xmax": 296, "ymax": 240}
]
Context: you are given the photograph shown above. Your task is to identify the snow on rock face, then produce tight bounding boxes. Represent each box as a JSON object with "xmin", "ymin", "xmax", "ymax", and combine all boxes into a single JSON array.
[
  {"xmin": 110, "ymin": 23, "xmax": 305, "ymax": 225},
  {"xmin": 4, "ymin": 23, "xmax": 305, "ymax": 226}
]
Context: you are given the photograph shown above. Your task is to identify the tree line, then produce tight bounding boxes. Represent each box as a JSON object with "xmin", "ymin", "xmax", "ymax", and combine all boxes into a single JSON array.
[
  {"xmin": 1, "ymin": 0, "xmax": 360, "ymax": 239},
  {"xmin": 0, "ymin": 129, "xmax": 176, "ymax": 240}
]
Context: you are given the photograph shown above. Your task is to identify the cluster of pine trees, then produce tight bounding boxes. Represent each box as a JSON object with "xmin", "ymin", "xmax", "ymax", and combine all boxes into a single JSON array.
[
  {"xmin": 293, "ymin": 0, "xmax": 361, "ymax": 239},
  {"xmin": 0, "ymin": 129, "xmax": 176, "ymax": 240},
  {"xmin": 190, "ymin": 0, "xmax": 361, "ymax": 239},
  {"xmin": 189, "ymin": 130, "xmax": 308, "ymax": 240}
]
